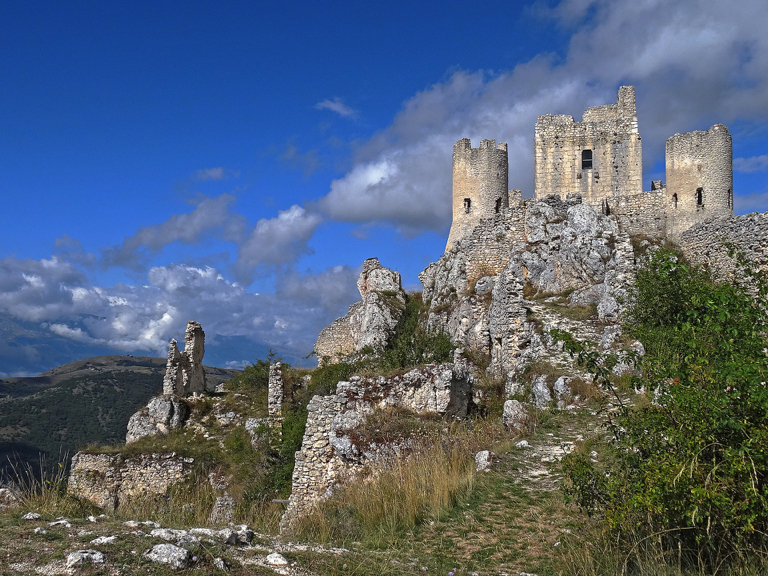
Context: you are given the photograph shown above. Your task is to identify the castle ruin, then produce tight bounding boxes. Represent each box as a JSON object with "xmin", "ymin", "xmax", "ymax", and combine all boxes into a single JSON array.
[{"xmin": 446, "ymin": 86, "xmax": 734, "ymax": 249}]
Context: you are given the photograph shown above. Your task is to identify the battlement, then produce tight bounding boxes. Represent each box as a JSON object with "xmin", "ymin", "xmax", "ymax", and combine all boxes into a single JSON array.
[
  {"xmin": 446, "ymin": 138, "xmax": 510, "ymax": 250},
  {"xmin": 534, "ymin": 86, "xmax": 642, "ymax": 205},
  {"xmin": 445, "ymin": 86, "xmax": 733, "ymax": 254}
]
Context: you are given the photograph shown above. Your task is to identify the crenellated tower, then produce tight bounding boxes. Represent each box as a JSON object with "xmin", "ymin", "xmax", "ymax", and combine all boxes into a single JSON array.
[
  {"xmin": 665, "ymin": 124, "xmax": 733, "ymax": 237},
  {"xmin": 446, "ymin": 138, "xmax": 509, "ymax": 250}
]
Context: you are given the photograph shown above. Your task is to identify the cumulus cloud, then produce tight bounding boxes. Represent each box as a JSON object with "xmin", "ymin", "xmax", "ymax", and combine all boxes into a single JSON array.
[
  {"xmin": 314, "ymin": 97, "xmax": 358, "ymax": 118},
  {"xmin": 734, "ymin": 190, "xmax": 768, "ymax": 214},
  {"xmin": 0, "ymin": 256, "xmax": 359, "ymax": 360},
  {"xmin": 735, "ymin": 155, "xmax": 768, "ymax": 173},
  {"xmin": 317, "ymin": 0, "xmax": 768, "ymax": 234},
  {"xmin": 100, "ymin": 194, "xmax": 247, "ymax": 270},
  {"xmin": 235, "ymin": 205, "xmax": 323, "ymax": 283}
]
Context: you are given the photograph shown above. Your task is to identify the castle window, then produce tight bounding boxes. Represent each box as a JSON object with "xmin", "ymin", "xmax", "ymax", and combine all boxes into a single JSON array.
[
  {"xmin": 495, "ymin": 198, "xmax": 501, "ymax": 213},
  {"xmin": 464, "ymin": 198, "xmax": 471, "ymax": 213},
  {"xmin": 672, "ymin": 193, "xmax": 678, "ymax": 209},
  {"xmin": 581, "ymin": 149, "xmax": 593, "ymax": 170},
  {"xmin": 696, "ymin": 188, "xmax": 703, "ymax": 207}
]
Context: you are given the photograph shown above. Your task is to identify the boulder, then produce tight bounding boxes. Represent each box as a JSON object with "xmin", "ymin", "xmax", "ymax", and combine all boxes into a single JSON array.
[
  {"xmin": 315, "ymin": 258, "xmax": 407, "ymax": 363},
  {"xmin": 126, "ymin": 395, "xmax": 189, "ymax": 444},
  {"xmin": 66, "ymin": 550, "xmax": 106, "ymax": 568},
  {"xmin": 503, "ymin": 400, "xmax": 527, "ymax": 430},
  {"xmin": 143, "ymin": 543, "xmax": 190, "ymax": 569}
]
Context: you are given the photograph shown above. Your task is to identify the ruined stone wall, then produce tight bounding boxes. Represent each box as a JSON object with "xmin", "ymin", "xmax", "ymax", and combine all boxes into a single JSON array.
[
  {"xmin": 163, "ymin": 321, "xmax": 208, "ymax": 396},
  {"xmin": 68, "ymin": 452, "xmax": 194, "ymax": 511},
  {"xmin": 678, "ymin": 211, "xmax": 768, "ymax": 280},
  {"xmin": 613, "ymin": 189, "xmax": 667, "ymax": 237},
  {"xmin": 461, "ymin": 200, "xmax": 527, "ymax": 287},
  {"xmin": 446, "ymin": 138, "xmax": 509, "ymax": 251},
  {"xmin": 666, "ymin": 124, "xmax": 733, "ymax": 237},
  {"xmin": 534, "ymin": 86, "xmax": 642, "ymax": 206},
  {"xmin": 279, "ymin": 360, "xmax": 472, "ymax": 532}
]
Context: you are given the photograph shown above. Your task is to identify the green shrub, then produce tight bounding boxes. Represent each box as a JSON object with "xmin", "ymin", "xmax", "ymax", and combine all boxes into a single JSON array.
[
  {"xmin": 379, "ymin": 293, "xmax": 455, "ymax": 370},
  {"xmin": 557, "ymin": 248, "xmax": 768, "ymax": 572}
]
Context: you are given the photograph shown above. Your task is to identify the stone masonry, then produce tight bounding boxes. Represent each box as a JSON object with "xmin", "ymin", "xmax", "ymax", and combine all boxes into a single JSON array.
[
  {"xmin": 279, "ymin": 357, "xmax": 473, "ymax": 533},
  {"xmin": 68, "ymin": 452, "xmax": 194, "ymax": 512},
  {"xmin": 268, "ymin": 362, "xmax": 284, "ymax": 430},
  {"xmin": 534, "ymin": 86, "xmax": 643, "ymax": 207},
  {"xmin": 163, "ymin": 321, "xmax": 207, "ymax": 396}
]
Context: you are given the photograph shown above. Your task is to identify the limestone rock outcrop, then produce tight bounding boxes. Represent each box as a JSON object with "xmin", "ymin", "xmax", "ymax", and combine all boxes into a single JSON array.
[
  {"xmin": 163, "ymin": 321, "xmax": 208, "ymax": 396},
  {"xmin": 125, "ymin": 395, "xmax": 190, "ymax": 444},
  {"xmin": 314, "ymin": 258, "xmax": 407, "ymax": 363},
  {"xmin": 420, "ymin": 197, "xmax": 636, "ymax": 375}
]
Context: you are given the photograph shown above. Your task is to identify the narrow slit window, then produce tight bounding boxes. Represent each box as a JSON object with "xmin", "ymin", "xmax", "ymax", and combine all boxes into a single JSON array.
[
  {"xmin": 672, "ymin": 193, "xmax": 678, "ymax": 209},
  {"xmin": 696, "ymin": 188, "xmax": 703, "ymax": 207},
  {"xmin": 581, "ymin": 149, "xmax": 593, "ymax": 170},
  {"xmin": 495, "ymin": 198, "xmax": 501, "ymax": 213},
  {"xmin": 464, "ymin": 198, "xmax": 471, "ymax": 213}
]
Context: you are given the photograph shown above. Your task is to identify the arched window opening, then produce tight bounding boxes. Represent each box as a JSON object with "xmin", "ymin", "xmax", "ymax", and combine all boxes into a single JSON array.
[
  {"xmin": 464, "ymin": 198, "xmax": 471, "ymax": 213},
  {"xmin": 696, "ymin": 188, "xmax": 703, "ymax": 207},
  {"xmin": 581, "ymin": 149, "xmax": 593, "ymax": 170},
  {"xmin": 672, "ymin": 193, "xmax": 678, "ymax": 209}
]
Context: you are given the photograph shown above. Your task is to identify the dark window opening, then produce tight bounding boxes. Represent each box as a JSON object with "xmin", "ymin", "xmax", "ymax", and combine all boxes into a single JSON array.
[
  {"xmin": 464, "ymin": 198, "xmax": 471, "ymax": 213},
  {"xmin": 582, "ymin": 149, "xmax": 593, "ymax": 170},
  {"xmin": 696, "ymin": 188, "xmax": 703, "ymax": 207},
  {"xmin": 602, "ymin": 200, "xmax": 611, "ymax": 215},
  {"xmin": 495, "ymin": 198, "xmax": 501, "ymax": 213},
  {"xmin": 672, "ymin": 193, "xmax": 678, "ymax": 209}
]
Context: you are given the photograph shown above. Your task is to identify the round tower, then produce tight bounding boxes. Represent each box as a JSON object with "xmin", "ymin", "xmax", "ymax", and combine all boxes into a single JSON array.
[
  {"xmin": 446, "ymin": 138, "xmax": 509, "ymax": 251},
  {"xmin": 665, "ymin": 124, "xmax": 733, "ymax": 237}
]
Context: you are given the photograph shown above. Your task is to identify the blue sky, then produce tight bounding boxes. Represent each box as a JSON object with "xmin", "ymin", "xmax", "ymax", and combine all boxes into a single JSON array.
[{"xmin": 2, "ymin": 0, "xmax": 768, "ymax": 374}]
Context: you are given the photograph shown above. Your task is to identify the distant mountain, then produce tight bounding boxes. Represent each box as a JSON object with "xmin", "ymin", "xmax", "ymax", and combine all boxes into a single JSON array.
[{"xmin": 0, "ymin": 355, "xmax": 238, "ymax": 480}]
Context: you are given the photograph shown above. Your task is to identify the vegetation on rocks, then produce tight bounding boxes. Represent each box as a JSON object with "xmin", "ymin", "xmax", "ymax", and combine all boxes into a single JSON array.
[{"xmin": 558, "ymin": 248, "xmax": 768, "ymax": 574}]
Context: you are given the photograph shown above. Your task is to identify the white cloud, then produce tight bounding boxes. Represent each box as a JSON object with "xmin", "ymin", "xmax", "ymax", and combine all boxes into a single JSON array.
[
  {"xmin": 317, "ymin": 0, "xmax": 768, "ymax": 234},
  {"xmin": 314, "ymin": 97, "xmax": 358, "ymax": 118},
  {"xmin": 101, "ymin": 193, "xmax": 246, "ymax": 270},
  {"xmin": 235, "ymin": 205, "xmax": 323, "ymax": 283},
  {"xmin": 192, "ymin": 167, "xmax": 225, "ymax": 180},
  {"xmin": 0, "ymin": 257, "xmax": 360, "ymax": 360},
  {"xmin": 735, "ymin": 155, "xmax": 768, "ymax": 173},
  {"xmin": 735, "ymin": 190, "xmax": 768, "ymax": 214}
]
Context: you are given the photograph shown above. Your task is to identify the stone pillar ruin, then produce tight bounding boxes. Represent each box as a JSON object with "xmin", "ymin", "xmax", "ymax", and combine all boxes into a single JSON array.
[
  {"xmin": 162, "ymin": 321, "xmax": 207, "ymax": 396},
  {"xmin": 268, "ymin": 362, "xmax": 284, "ymax": 431}
]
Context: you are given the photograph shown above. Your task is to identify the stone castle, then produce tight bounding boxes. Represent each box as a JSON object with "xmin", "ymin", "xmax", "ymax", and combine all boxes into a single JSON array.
[{"xmin": 447, "ymin": 86, "xmax": 733, "ymax": 250}]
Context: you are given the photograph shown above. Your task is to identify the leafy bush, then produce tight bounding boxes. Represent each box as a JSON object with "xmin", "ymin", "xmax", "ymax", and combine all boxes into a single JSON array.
[
  {"xmin": 379, "ymin": 293, "xmax": 455, "ymax": 370},
  {"xmin": 558, "ymin": 248, "xmax": 768, "ymax": 572}
]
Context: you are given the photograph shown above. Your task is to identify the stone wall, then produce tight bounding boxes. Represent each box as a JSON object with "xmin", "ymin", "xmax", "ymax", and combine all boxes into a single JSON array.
[
  {"xmin": 279, "ymin": 359, "xmax": 473, "ymax": 533},
  {"xmin": 534, "ymin": 86, "xmax": 643, "ymax": 205},
  {"xmin": 678, "ymin": 211, "xmax": 768, "ymax": 280},
  {"xmin": 447, "ymin": 138, "xmax": 509, "ymax": 251},
  {"xmin": 666, "ymin": 124, "xmax": 733, "ymax": 237},
  {"xmin": 613, "ymin": 189, "xmax": 667, "ymax": 237},
  {"xmin": 68, "ymin": 452, "xmax": 194, "ymax": 511}
]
